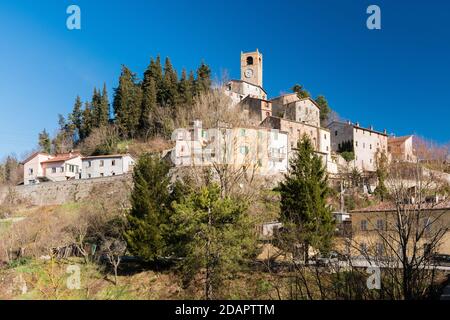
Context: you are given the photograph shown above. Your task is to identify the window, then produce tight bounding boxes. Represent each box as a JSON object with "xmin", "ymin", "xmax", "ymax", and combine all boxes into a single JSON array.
[
  {"xmin": 273, "ymin": 131, "xmax": 278, "ymax": 140},
  {"xmin": 112, "ymin": 160, "xmax": 116, "ymax": 166},
  {"xmin": 28, "ymin": 168, "xmax": 34, "ymax": 175},
  {"xmin": 100, "ymin": 173, "xmax": 104, "ymax": 177},
  {"xmin": 240, "ymin": 146, "xmax": 249, "ymax": 155},
  {"xmin": 60, "ymin": 167, "xmax": 64, "ymax": 173},
  {"xmin": 202, "ymin": 130, "xmax": 207, "ymax": 138},
  {"xmin": 100, "ymin": 160, "xmax": 104, "ymax": 167},
  {"xmin": 370, "ymin": 144, "xmax": 372, "ymax": 150},
  {"xmin": 376, "ymin": 243, "xmax": 384, "ymax": 256},
  {"xmin": 52, "ymin": 167, "xmax": 57, "ymax": 173},
  {"xmin": 355, "ymin": 141, "xmax": 358, "ymax": 147},
  {"xmin": 376, "ymin": 219, "xmax": 384, "ymax": 230},
  {"xmin": 240, "ymin": 129, "xmax": 246, "ymax": 137},
  {"xmin": 246, "ymin": 56, "xmax": 253, "ymax": 65},
  {"xmin": 324, "ymin": 134, "xmax": 327, "ymax": 140},
  {"xmin": 363, "ymin": 142, "xmax": 366, "ymax": 149},
  {"xmin": 335, "ymin": 131, "xmax": 338, "ymax": 136},
  {"xmin": 326, "ymin": 146, "xmax": 329, "ymax": 151},
  {"xmin": 88, "ymin": 161, "xmax": 92, "ymax": 167},
  {"xmin": 112, "ymin": 172, "xmax": 116, "ymax": 176},
  {"xmin": 88, "ymin": 174, "xmax": 91, "ymax": 178},
  {"xmin": 361, "ymin": 220, "xmax": 368, "ymax": 231}
]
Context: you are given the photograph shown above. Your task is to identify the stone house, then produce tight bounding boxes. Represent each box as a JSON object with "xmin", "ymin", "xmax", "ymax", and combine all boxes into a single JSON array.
[{"xmin": 388, "ymin": 135, "xmax": 417, "ymax": 163}]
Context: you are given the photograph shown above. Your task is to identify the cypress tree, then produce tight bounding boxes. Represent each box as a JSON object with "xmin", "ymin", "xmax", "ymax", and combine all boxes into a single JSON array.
[
  {"xmin": 140, "ymin": 77, "xmax": 157, "ymax": 138},
  {"xmin": 113, "ymin": 65, "xmax": 142, "ymax": 138},
  {"xmin": 277, "ymin": 135, "xmax": 335, "ymax": 261},
  {"xmin": 80, "ymin": 101, "xmax": 93, "ymax": 140},
  {"xmin": 162, "ymin": 57, "xmax": 179, "ymax": 107},
  {"xmin": 69, "ymin": 96, "xmax": 83, "ymax": 142},
  {"xmin": 145, "ymin": 56, "xmax": 164, "ymax": 105},
  {"xmin": 91, "ymin": 88, "xmax": 102, "ymax": 127},
  {"xmin": 178, "ymin": 68, "xmax": 193, "ymax": 106},
  {"xmin": 99, "ymin": 83, "xmax": 110, "ymax": 127}
]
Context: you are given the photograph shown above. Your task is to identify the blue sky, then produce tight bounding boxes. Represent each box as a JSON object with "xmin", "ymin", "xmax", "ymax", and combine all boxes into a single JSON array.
[{"xmin": 1, "ymin": 0, "xmax": 449, "ymax": 159}]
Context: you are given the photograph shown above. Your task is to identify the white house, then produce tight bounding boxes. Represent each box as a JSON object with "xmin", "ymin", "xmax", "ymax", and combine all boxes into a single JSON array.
[
  {"xmin": 81, "ymin": 154, "xmax": 135, "ymax": 179},
  {"xmin": 22, "ymin": 152, "xmax": 82, "ymax": 185}
]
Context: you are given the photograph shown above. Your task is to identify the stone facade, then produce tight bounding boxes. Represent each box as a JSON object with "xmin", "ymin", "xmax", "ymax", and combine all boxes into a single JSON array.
[{"xmin": 0, "ymin": 174, "xmax": 132, "ymax": 206}]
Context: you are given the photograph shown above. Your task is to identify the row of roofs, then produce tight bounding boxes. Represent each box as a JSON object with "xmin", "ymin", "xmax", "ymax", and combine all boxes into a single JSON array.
[{"xmin": 22, "ymin": 151, "xmax": 135, "ymax": 185}]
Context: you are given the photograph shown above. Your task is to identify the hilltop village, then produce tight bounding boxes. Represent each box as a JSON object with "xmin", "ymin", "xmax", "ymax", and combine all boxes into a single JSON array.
[{"xmin": 23, "ymin": 50, "xmax": 416, "ymax": 188}]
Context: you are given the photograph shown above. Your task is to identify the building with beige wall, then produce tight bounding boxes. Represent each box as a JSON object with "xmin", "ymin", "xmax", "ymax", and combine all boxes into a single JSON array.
[
  {"xmin": 328, "ymin": 121, "xmax": 388, "ymax": 172},
  {"xmin": 170, "ymin": 120, "xmax": 289, "ymax": 176},
  {"xmin": 350, "ymin": 201, "xmax": 450, "ymax": 257},
  {"xmin": 388, "ymin": 135, "xmax": 417, "ymax": 163},
  {"xmin": 22, "ymin": 152, "xmax": 82, "ymax": 185},
  {"xmin": 260, "ymin": 116, "xmax": 337, "ymax": 174}
]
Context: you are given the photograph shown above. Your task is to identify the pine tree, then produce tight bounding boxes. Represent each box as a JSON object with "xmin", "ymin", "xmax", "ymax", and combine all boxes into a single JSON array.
[
  {"xmin": 277, "ymin": 135, "xmax": 335, "ymax": 261},
  {"xmin": 38, "ymin": 129, "xmax": 51, "ymax": 153},
  {"xmin": 292, "ymin": 84, "xmax": 310, "ymax": 99},
  {"xmin": 124, "ymin": 154, "xmax": 172, "ymax": 262},
  {"xmin": 315, "ymin": 95, "xmax": 331, "ymax": 127},
  {"xmin": 113, "ymin": 65, "xmax": 142, "ymax": 138},
  {"xmin": 195, "ymin": 62, "xmax": 211, "ymax": 95},
  {"xmin": 178, "ymin": 68, "xmax": 193, "ymax": 106},
  {"xmin": 170, "ymin": 183, "xmax": 255, "ymax": 299}
]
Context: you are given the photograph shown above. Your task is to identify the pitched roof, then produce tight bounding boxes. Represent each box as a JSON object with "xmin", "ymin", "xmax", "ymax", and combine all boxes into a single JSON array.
[
  {"xmin": 228, "ymin": 79, "xmax": 267, "ymax": 94},
  {"xmin": 21, "ymin": 152, "xmax": 50, "ymax": 165},
  {"xmin": 82, "ymin": 154, "xmax": 134, "ymax": 160},
  {"xmin": 351, "ymin": 199, "xmax": 450, "ymax": 213},
  {"xmin": 388, "ymin": 135, "xmax": 413, "ymax": 143},
  {"xmin": 41, "ymin": 153, "xmax": 81, "ymax": 164}
]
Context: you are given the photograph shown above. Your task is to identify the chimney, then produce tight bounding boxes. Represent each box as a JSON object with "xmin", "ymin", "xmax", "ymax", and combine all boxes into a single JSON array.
[
  {"xmin": 369, "ymin": 125, "xmax": 374, "ymax": 131},
  {"xmin": 355, "ymin": 122, "xmax": 360, "ymax": 127},
  {"xmin": 383, "ymin": 129, "xmax": 387, "ymax": 134}
]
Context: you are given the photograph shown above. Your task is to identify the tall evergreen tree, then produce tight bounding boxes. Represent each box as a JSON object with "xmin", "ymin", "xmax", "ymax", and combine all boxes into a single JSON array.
[
  {"xmin": 90, "ymin": 88, "xmax": 103, "ymax": 128},
  {"xmin": 38, "ymin": 129, "xmax": 51, "ymax": 153},
  {"xmin": 187, "ymin": 70, "xmax": 196, "ymax": 100},
  {"xmin": 69, "ymin": 96, "xmax": 83, "ymax": 142},
  {"xmin": 113, "ymin": 65, "xmax": 142, "ymax": 138},
  {"xmin": 80, "ymin": 102, "xmax": 93, "ymax": 140},
  {"xmin": 171, "ymin": 183, "xmax": 255, "ymax": 299},
  {"xmin": 178, "ymin": 68, "xmax": 193, "ymax": 106},
  {"xmin": 195, "ymin": 62, "xmax": 211, "ymax": 95},
  {"xmin": 145, "ymin": 56, "xmax": 164, "ymax": 105},
  {"xmin": 99, "ymin": 83, "xmax": 110, "ymax": 127},
  {"xmin": 124, "ymin": 154, "xmax": 172, "ymax": 262},
  {"xmin": 277, "ymin": 135, "xmax": 335, "ymax": 261},
  {"xmin": 161, "ymin": 57, "xmax": 179, "ymax": 107},
  {"xmin": 140, "ymin": 76, "xmax": 157, "ymax": 138}
]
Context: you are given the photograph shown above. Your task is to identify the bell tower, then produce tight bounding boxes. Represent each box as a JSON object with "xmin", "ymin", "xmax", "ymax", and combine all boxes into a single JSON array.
[{"xmin": 240, "ymin": 49, "xmax": 263, "ymax": 88}]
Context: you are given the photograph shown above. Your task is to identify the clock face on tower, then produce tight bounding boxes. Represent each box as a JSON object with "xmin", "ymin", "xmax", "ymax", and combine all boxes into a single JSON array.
[{"xmin": 244, "ymin": 68, "xmax": 253, "ymax": 78}]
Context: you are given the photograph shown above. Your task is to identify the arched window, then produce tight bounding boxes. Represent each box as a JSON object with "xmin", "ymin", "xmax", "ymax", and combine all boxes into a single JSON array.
[{"xmin": 246, "ymin": 56, "xmax": 253, "ymax": 65}]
